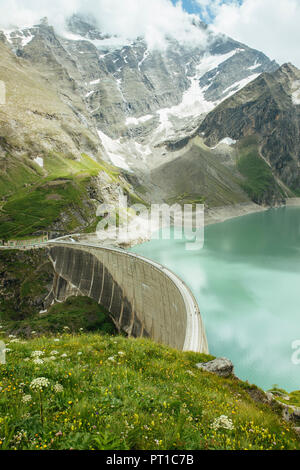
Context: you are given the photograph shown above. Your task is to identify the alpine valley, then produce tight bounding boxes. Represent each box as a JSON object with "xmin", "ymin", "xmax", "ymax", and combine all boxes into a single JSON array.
[{"xmin": 1, "ymin": 13, "xmax": 299, "ymax": 242}]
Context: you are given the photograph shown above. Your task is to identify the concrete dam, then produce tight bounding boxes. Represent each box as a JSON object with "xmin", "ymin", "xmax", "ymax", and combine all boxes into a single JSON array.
[{"xmin": 48, "ymin": 242, "xmax": 209, "ymax": 353}]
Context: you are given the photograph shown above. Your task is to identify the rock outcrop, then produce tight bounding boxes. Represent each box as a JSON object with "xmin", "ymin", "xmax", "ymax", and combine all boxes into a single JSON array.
[{"xmin": 196, "ymin": 357, "xmax": 234, "ymax": 377}]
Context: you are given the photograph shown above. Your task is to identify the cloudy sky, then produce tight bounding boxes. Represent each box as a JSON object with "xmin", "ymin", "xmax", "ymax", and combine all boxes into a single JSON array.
[
  {"xmin": 189, "ymin": 0, "xmax": 300, "ymax": 67},
  {"xmin": 0, "ymin": 0, "xmax": 299, "ymax": 66}
]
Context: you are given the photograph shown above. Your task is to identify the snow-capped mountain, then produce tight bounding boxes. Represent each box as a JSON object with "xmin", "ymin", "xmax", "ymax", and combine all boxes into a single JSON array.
[{"xmin": 0, "ymin": 14, "xmax": 278, "ymax": 171}]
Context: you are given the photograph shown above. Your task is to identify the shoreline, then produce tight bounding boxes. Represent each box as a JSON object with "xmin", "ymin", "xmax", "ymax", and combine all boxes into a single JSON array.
[
  {"xmin": 204, "ymin": 202, "xmax": 270, "ymax": 227},
  {"xmin": 64, "ymin": 199, "xmax": 299, "ymax": 250},
  {"xmin": 123, "ymin": 202, "xmax": 274, "ymax": 248}
]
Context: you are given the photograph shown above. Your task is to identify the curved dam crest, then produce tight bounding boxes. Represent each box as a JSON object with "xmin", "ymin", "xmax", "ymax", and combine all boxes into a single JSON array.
[{"xmin": 48, "ymin": 242, "xmax": 208, "ymax": 354}]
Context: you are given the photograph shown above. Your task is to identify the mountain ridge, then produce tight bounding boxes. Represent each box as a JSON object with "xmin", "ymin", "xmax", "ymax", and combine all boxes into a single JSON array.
[
  {"xmin": 198, "ymin": 62, "xmax": 300, "ymax": 198},
  {"xmin": 0, "ymin": 14, "xmax": 299, "ymax": 239},
  {"xmin": 0, "ymin": 15, "xmax": 278, "ymax": 171}
]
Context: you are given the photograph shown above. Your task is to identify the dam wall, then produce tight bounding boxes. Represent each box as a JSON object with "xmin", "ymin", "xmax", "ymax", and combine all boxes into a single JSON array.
[{"xmin": 48, "ymin": 242, "xmax": 208, "ymax": 353}]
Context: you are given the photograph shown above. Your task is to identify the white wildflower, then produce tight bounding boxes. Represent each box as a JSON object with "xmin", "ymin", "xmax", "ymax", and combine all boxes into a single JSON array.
[
  {"xmin": 61, "ymin": 353, "xmax": 67, "ymax": 358},
  {"xmin": 31, "ymin": 351, "xmax": 44, "ymax": 358},
  {"xmin": 77, "ymin": 352, "xmax": 82, "ymax": 356},
  {"xmin": 22, "ymin": 395, "xmax": 32, "ymax": 403},
  {"xmin": 50, "ymin": 351, "xmax": 59, "ymax": 355},
  {"xmin": 108, "ymin": 356, "xmax": 115, "ymax": 362},
  {"xmin": 33, "ymin": 358, "xmax": 44, "ymax": 365},
  {"xmin": 211, "ymin": 415, "xmax": 234, "ymax": 431},
  {"xmin": 30, "ymin": 377, "xmax": 50, "ymax": 391},
  {"xmin": 118, "ymin": 351, "xmax": 125, "ymax": 356},
  {"xmin": 53, "ymin": 383, "xmax": 64, "ymax": 393}
]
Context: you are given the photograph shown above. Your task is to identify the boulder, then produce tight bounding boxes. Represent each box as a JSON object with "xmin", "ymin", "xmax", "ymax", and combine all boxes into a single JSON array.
[{"xmin": 196, "ymin": 357, "xmax": 234, "ymax": 378}]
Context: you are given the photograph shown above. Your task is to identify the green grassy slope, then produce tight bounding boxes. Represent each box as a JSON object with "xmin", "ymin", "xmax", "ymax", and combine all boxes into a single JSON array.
[
  {"xmin": 150, "ymin": 139, "xmax": 250, "ymax": 208},
  {"xmin": 0, "ymin": 296, "xmax": 117, "ymax": 337},
  {"xmin": 0, "ymin": 153, "xmax": 120, "ymax": 240},
  {"xmin": 0, "ymin": 332, "xmax": 298, "ymax": 450},
  {"xmin": 236, "ymin": 137, "xmax": 285, "ymax": 204}
]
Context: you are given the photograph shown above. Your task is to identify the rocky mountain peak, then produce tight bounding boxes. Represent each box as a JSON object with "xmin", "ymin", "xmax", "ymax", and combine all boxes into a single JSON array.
[
  {"xmin": 280, "ymin": 62, "xmax": 299, "ymax": 74},
  {"xmin": 66, "ymin": 13, "xmax": 110, "ymax": 41},
  {"xmin": 39, "ymin": 17, "xmax": 49, "ymax": 27}
]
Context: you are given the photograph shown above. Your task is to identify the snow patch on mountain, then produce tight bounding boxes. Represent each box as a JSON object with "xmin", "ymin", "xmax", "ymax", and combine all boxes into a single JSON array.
[
  {"xmin": 97, "ymin": 129, "xmax": 155, "ymax": 168},
  {"xmin": 291, "ymin": 81, "xmax": 300, "ymax": 105},
  {"xmin": 211, "ymin": 137, "xmax": 237, "ymax": 149},
  {"xmin": 138, "ymin": 49, "xmax": 150, "ymax": 72},
  {"xmin": 248, "ymin": 62, "xmax": 262, "ymax": 71},
  {"xmin": 126, "ymin": 115, "xmax": 153, "ymax": 126},
  {"xmin": 89, "ymin": 79, "xmax": 100, "ymax": 85},
  {"xmin": 3, "ymin": 28, "xmax": 35, "ymax": 47},
  {"xmin": 21, "ymin": 32, "xmax": 34, "ymax": 47},
  {"xmin": 222, "ymin": 74, "xmax": 261, "ymax": 98},
  {"xmin": 63, "ymin": 31, "xmax": 130, "ymax": 51},
  {"xmin": 196, "ymin": 49, "xmax": 244, "ymax": 77},
  {"xmin": 97, "ymin": 130, "xmax": 131, "ymax": 171},
  {"xmin": 85, "ymin": 90, "xmax": 95, "ymax": 98},
  {"xmin": 34, "ymin": 157, "xmax": 44, "ymax": 168},
  {"xmin": 155, "ymin": 82, "xmax": 213, "ymax": 138},
  {"xmin": 2, "ymin": 30, "xmax": 13, "ymax": 44},
  {"xmin": 153, "ymin": 49, "xmax": 250, "ymax": 139}
]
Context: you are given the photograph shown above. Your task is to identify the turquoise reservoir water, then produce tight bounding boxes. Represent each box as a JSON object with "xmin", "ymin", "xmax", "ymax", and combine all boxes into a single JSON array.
[{"xmin": 131, "ymin": 207, "xmax": 300, "ymax": 392}]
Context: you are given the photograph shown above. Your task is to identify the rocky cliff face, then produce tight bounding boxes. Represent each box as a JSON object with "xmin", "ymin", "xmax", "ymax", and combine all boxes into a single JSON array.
[
  {"xmin": 1, "ymin": 13, "xmax": 297, "ymax": 233},
  {"xmin": 0, "ymin": 14, "xmax": 278, "ymax": 173},
  {"xmin": 199, "ymin": 63, "xmax": 300, "ymax": 199},
  {"xmin": 0, "ymin": 24, "xmax": 142, "ymax": 240}
]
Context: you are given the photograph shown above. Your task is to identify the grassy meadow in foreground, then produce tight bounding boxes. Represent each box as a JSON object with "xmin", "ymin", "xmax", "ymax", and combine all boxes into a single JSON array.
[{"xmin": 0, "ymin": 331, "xmax": 299, "ymax": 451}]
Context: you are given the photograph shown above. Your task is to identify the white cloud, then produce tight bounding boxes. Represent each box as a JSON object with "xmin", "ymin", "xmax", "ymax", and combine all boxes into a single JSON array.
[
  {"xmin": 193, "ymin": 0, "xmax": 224, "ymax": 22},
  {"xmin": 0, "ymin": 0, "xmax": 78, "ymax": 31},
  {"xmin": 0, "ymin": 0, "xmax": 208, "ymax": 50},
  {"xmin": 198, "ymin": 0, "xmax": 300, "ymax": 68}
]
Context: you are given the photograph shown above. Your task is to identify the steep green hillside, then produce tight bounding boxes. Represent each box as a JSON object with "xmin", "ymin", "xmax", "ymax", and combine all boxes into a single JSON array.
[
  {"xmin": 150, "ymin": 137, "xmax": 250, "ymax": 208},
  {"xmin": 0, "ymin": 153, "xmax": 120, "ymax": 240},
  {"xmin": 0, "ymin": 332, "xmax": 298, "ymax": 450},
  {"xmin": 236, "ymin": 137, "xmax": 285, "ymax": 204}
]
